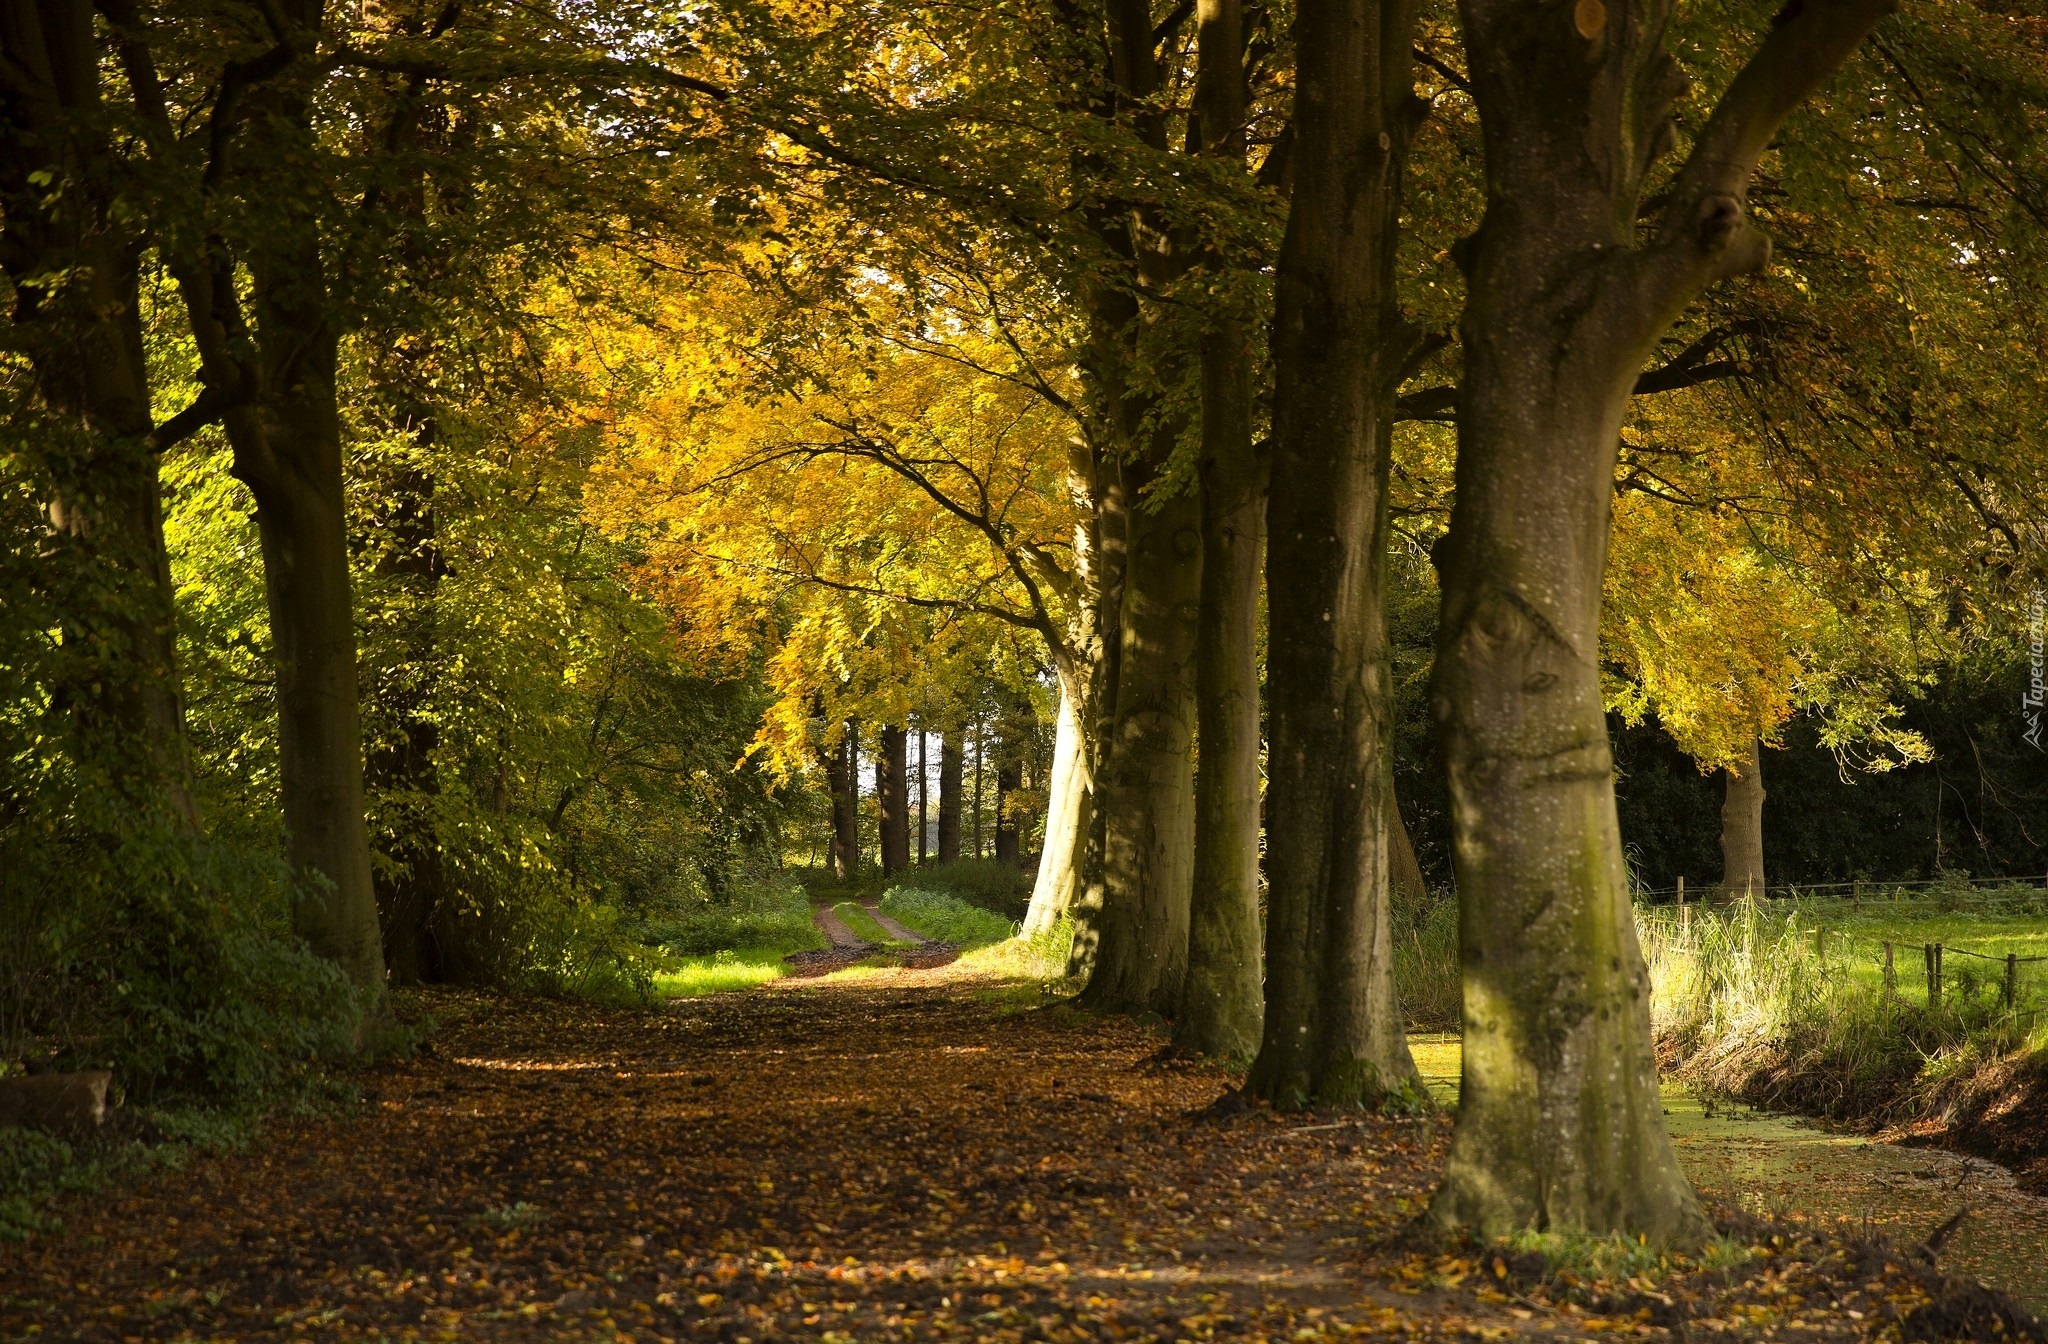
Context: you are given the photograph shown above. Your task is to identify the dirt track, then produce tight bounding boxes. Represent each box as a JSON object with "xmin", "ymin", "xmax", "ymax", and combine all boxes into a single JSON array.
[{"xmin": 0, "ymin": 972, "xmax": 2031, "ymax": 1341}]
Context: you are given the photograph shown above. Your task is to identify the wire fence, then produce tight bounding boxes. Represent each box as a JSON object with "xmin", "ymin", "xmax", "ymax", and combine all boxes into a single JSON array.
[
  {"xmin": 1638, "ymin": 892, "xmax": 2048, "ymax": 1025},
  {"xmin": 1633, "ymin": 872, "xmax": 2048, "ymax": 905}
]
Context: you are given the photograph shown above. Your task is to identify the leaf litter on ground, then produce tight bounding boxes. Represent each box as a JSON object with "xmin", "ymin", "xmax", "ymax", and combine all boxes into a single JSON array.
[{"xmin": 1, "ymin": 961, "xmax": 2039, "ymax": 1341}]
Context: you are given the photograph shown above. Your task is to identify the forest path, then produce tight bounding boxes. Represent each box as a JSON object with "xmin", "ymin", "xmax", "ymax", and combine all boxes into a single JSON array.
[
  {"xmin": 860, "ymin": 904, "xmax": 929, "ymax": 944},
  {"xmin": 810, "ymin": 902, "xmax": 866, "ymax": 949},
  {"xmin": 0, "ymin": 977, "xmax": 2009, "ymax": 1342}
]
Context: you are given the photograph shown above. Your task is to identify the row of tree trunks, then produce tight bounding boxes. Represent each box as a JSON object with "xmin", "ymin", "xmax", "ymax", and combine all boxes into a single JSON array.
[
  {"xmin": 826, "ymin": 713, "xmax": 1053, "ymax": 879},
  {"xmin": 1242, "ymin": 0, "xmax": 1421, "ymax": 1108}
]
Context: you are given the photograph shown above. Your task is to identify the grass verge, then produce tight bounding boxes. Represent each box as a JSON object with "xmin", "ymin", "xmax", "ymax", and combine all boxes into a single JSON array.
[
  {"xmin": 833, "ymin": 902, "xmax": 911, "ymax": 948},
  {"xmin": 1642, "ymin": 892, "xmax": 2048, "ymax": 1179},
  {"xmin": 653, "ymin": 947, "xmax": 800, "ymax": 998},
  {"xmin": 879, "ymin": 888, "xmax": 1017, "ymax": 946}
]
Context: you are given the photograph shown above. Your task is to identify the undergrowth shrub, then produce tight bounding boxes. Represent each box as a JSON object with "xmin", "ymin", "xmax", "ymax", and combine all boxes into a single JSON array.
[
  {"xmin": 912, "ymin": 859, "xmax": 1031, "ymax": 921},
  {"xmin": 0, "ymin": 820, "xmax": 364, "ymax": 1105},
  {"xmin": 880, "ymin": 887, "xmax": 1017, "ymax": 946},
  {"xmin": 643, "ymin": 879, "xmax": 821, "ymax": 958}
]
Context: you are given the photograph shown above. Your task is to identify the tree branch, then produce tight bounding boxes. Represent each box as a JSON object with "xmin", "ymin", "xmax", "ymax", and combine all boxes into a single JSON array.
[
  {"xmin": 146, "ymin": 386, "xmax": 241, "ymax": 453},
  {"xmin": 1656, "ymin": 0, "xmax": 1898, "ymax": 278}
]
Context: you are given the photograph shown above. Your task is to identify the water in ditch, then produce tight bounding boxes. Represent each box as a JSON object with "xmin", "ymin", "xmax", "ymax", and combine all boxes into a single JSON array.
[{"xmin": 1408, "ymin": 1033, "xmax": 2048, "ymax": 1311}]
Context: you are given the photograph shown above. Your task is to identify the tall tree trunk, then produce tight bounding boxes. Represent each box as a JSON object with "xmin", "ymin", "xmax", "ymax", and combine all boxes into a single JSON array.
[
  {"xmin": 224, "ymin": 362, "xmax": 387, "ymax": 993},
  {"xmin": 971, "ymin": 723, "xmax": 985, "ymax": 859},
  {"xmin": 1176, "ymin": 0, "xmax": 1268, "ymax": 1064},
  {"xmin": 829, "ymin": 722, "xmax": 861, "ymax": 878},
  {"xmin": 139, "ymin": 0, "xmax": 390, "ymax": 999},
  {"xmin": 917, "ymin": 725, "xmax": 929, "ymax": 865},
  {"xmin": 1067, "ymin": 448, "xmax": 1128, "ymax": 978},
  {"xmin": 362, "ymin": 453, "xmax": 449, "ymax": 986},
  {"xmin": 1075, "ymin": 482, "xmax": 1201, "ymax": 1016},
  {"xmin": 878, "ymin": 724, "xmax": 910, "ymax": 876},
  {"xmin": 1719, "ymin": 738, "xmax": 1766, "ymax": 898},
  {"xmin": 937, "ymin": 729, "xmax": 963, "ymax": 863},
  {"xmin": 1429, "ymin": 0, "xmax": 1885, "ymax": 1241},
  {"xmin": 0, "ymin": 2, "xmax": 197, "ymax": 828},
  {"xmin": 1024, "ymin": 677, "xmax": 1091, "ymax": 937},
  {"xmin": 994, "ymin": 751, "xmax": 1023, "ymax": 866},
  {"xmin": 1244, "ymin": 0, "xmax": 1422, "ymax": 1107}
]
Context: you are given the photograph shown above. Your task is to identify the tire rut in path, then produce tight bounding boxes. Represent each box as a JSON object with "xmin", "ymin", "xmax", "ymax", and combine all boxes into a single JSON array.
[
  {"xmin": 812, "ymin": 902, "xmax": 866, "ymax": 949},
  {"xmin": 859, "ymin": 904, "xmax": 928, "ymax": 944}
]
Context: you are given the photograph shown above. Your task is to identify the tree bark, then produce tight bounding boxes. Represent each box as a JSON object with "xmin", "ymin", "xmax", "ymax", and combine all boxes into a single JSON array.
[
  {"xmin": 916, "ymin": 724, "xmax": 929, "ymax": 864},
  {"xmin": 1390, "ymin": 791, "xmax": 1429, "ymax": 908},
  {"xmin": 937, "ymin": 728, "xmax": 963, "ymax": 863},
  {"xmin": 971, "ymin": 722, "xmax": 985, "ymax": 858},
  {"xmin": 1024, "ymin": 677, "xmax": 1092, "ymax": 937},
  {"xmin": 1074, "ymin": 481, "xmax": 1201, "ymax": 1017},
  {"xmin": 1243, "ymin": 0, "xmax": 1422, "ymax": 1107},
  {"xmin": 1175, "ymin": 0, "xmax": 1268, "ymax": 1064},
  {"xmin": 1429, "ymin": 0, "xmax": 1888, "ymax": 1241},
  {"xmin": 829, "ymin": 722, "xmax": 861, "ymax": 878},
  {"xmin": 878, "ymin": 724, "xmax": 910, "ymax": 876},
  {"xmin": 224, "ymin": 365, "xmax": 387, "ymax": 993},
  {"xmin": 1719, "ymin": 738, "xmax": 1766, "ymax": 898}
]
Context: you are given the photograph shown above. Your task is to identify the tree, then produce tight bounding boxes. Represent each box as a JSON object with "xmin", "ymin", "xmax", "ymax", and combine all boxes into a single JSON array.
[
  {"xmin": 936, "ymin": 729, "xmax": 964, "ymax": 863},
  {"xmin": 878, "ymin": 723, "xmax": 910, "ymax": 875},
  {"xmin": 1239, "ymin": 0, "xmax": 1428, "ymax": 1103},
  {"xmin": 1177, "ymin": 0, "xmax": 1270, "ymax": 1064},
  {"xmin": 0, "ymin": 2, "xmax": 212, "ymax": 828},
  {"xmin": 1427, "ymin": 0, "xmax": 1895, "ymax": 1240},
  {"xmin": 108, "ymin": 1, "xmax": 397, "ymax": 991}
]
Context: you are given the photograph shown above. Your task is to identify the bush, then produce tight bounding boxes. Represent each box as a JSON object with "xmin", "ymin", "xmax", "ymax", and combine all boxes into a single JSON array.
[
  {"xmin": 0, "ymin": 823, "xmax": 365, "ymax": 1106},
  {"xmin": 913, "ymin": 859, "xmax": 1032, "ymax": 921},
  {"xmin": 642, "ymin": 879, "xmax": 823, "ymax": 958},
  {"xmin": 880, "ymin": 887, "xmax": 1017, "ymax": 947}
]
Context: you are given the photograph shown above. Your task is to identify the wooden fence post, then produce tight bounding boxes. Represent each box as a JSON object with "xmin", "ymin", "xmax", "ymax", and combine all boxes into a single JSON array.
[
  {"xmin": 1925, "ymin": 944, "xmax": 1941, "ymax": 1007},
  {"xmin": 2006, "ymin": 953, "xmax": 2019, "ymax": 1011},
  {"xmin": 1882, "ymin": 941, "xmax": 1895, "ymax": 996}
]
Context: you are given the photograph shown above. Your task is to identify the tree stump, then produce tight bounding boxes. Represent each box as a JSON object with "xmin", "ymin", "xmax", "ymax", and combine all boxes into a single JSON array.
[{"xmin": 0, "ymin": 1071, "xmax": 113, "ymax": 1132}]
